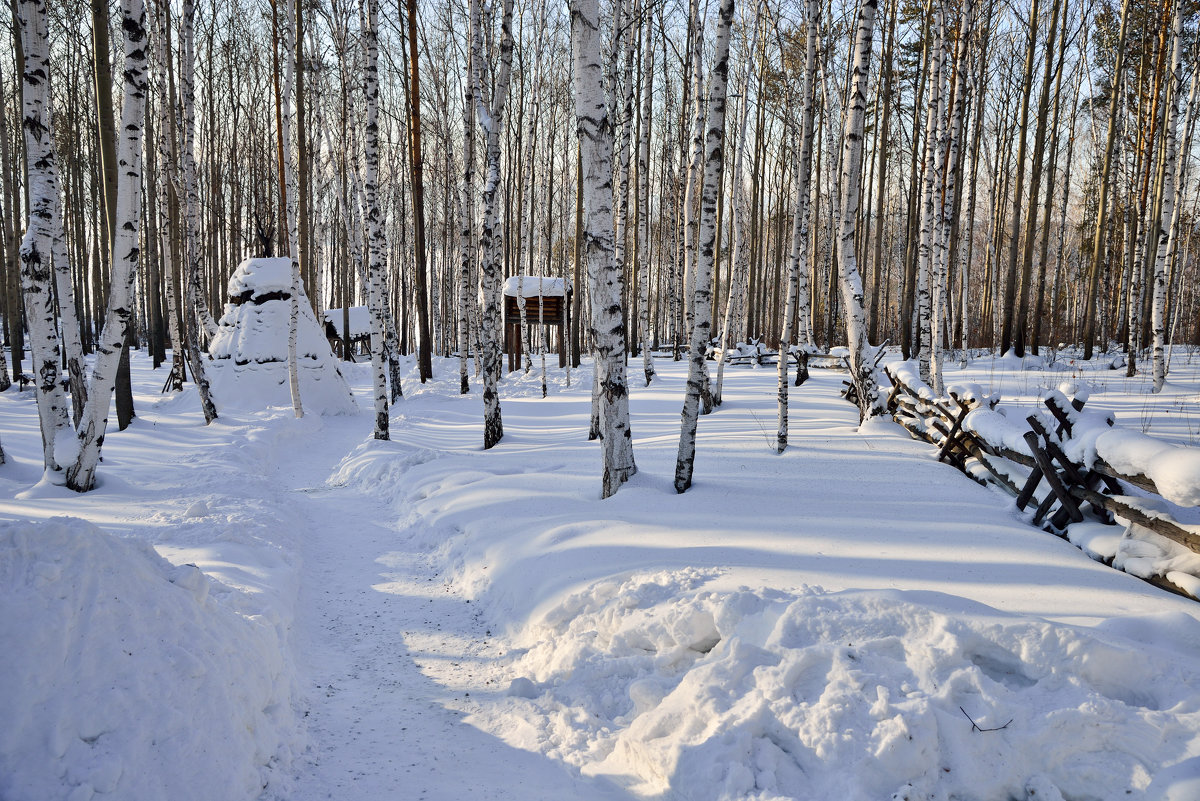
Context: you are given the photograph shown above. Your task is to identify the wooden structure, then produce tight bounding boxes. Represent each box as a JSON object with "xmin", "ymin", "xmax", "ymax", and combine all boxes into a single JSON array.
[
  {"xmin": 323, "ymin": 306, "xmax": 371, "ymax": 360},
  {"xmin": 503, "ymin": 277, "xmax": 571, "ymax": 372}
]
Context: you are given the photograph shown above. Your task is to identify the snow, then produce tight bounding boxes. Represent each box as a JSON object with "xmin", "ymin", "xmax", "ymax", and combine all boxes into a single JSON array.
[
  {"xmin": 962, "ymin": 406, "xmax": 1034, "ymax": 456},
  {"xmin": 0, "ymin": 518, "xmax": 298, "ymax": 801},
  {"xmin": 209, "ymin": 258, "xmax": 356, "ymax": 415},
  {"xmin": 227, "ymin": 256, "xmax": 294, "ymax": 297},
  {"xmin": 503, "ymin": 276, "xmax": 567, "ymax": 298},
  {"xmin": 2, "ymin": 347, "xmax": 1200, "ymax": 800},
  {"xmin": 1086, "ymin": 429, "xmax": 1200, "ymax": 508},
  {"xmin": 323, "ymin": 306, "xmax": 372, "ymax": 339}
]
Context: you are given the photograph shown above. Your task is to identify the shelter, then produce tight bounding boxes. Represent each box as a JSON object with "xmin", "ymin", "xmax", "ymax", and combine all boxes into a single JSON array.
[
  {"xmin": 208, "ymin": 258, "xmax": 356, "ymax": 414},
  {"xmin": 503, "ymin": 276, "xmax": 571, "ymax": 372},
  {"xmin": 323, "ymin": 306, "xmax": 371, "ymax": 359}
]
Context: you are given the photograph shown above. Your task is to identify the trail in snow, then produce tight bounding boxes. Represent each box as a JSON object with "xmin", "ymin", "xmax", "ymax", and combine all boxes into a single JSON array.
[{"xmin": 273, "ymin": 411, "xmax": 634, "ymax": 800}]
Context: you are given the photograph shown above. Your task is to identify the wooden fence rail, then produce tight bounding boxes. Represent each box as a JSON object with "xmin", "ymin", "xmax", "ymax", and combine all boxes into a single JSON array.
[{"xmin": 883, "ymin": 362, "xmax": 1200, "ymax": 601}]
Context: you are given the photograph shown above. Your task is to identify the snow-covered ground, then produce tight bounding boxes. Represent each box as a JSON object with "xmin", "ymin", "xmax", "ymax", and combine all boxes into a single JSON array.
[{"xmin": 2, "ymin": 346, "xmax": 1200, "ymax": 801}]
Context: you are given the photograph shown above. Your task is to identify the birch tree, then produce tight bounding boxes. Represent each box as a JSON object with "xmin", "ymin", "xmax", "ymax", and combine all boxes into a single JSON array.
[
  {"xmin": 277, "ymin": 0, "xmax": 304, "ymax": 418},
  {"xmin": 1151, "ymin": 0, "xmax": 1184, "ymax": 392},
  {"xmin": 776, "ymin": 0, "xmax": 819, "ymax": 453},
  {"xmin": 915, "ymin": 5, "xmax": 945, "ymax": 383},
  {"xmin": 16, "ymin": 0, "xmax": 71, "ymax": 471},
  {"xmin": 675, "ymin": 0, "xmax": 734, "ymax": 494},
  {"xmin": 572, "ymin": 0, "xmax": 637, "ymax": 498},
  {"xmin": 66, "ymin": 0, "xmax": 148, "ymax": 492},
  {"xmin": 151, "ymin": 0, "xmax": 184, "ymax": 394},
  {"xmin": 459, "ymin": 17, "xmax": 476, "ymax": 396},
  {"xmin": 471, "ymin": 0, "xmax": 515, "ymax": 449},
  {"xmin": 714, "ymin": 0, "xmax": 760, "ymax": 407},
  {"xmin": 636, "ymin": 8, "xmax": 655, "ymax": 386},
  {"xmin": 362, "ymin": 0, "xmax": 389, "ymax": 437},
  {"xmin": 835, "ymin": 0, "xmax": 882, "ymax": 420}
]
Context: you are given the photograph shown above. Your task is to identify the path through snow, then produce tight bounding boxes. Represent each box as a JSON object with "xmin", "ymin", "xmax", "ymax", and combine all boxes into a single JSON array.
[{"xmin": 274, "ymin": 408, "xmax": 634, "ymax": 800}]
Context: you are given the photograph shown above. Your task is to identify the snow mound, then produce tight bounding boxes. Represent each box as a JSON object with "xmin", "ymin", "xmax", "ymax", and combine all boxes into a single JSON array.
[
  {"xmin": 503, "ymin": 573, "xmax": 1200, "ymax": 801},
  {"xmin": 0, "ymin": 517, "xmax": 298, "ymax": 801},
  {"xmin": 209, "ymin": 257, "xmax": 356, "ymax": 415}
]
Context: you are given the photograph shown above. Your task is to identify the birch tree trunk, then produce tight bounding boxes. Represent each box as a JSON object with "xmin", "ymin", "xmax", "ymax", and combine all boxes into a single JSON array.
[
  {"xmin": 459, "ymin": 30, "xmax": 476, "ymax": 395},
  {"xmin": 16, "ymin": 0, "xmax": 71, "ymax": 471},
  {"xmin": 472, "ymin": 0, "xmax": 515, "ymax": 449},
  {"xmin": 636, "ymin": 8, "xmax": 655, "ymax": 386},
  {"xmin": 715, "ymin": 1, "xmax": 760, "ymax": 407},
  {"xmin": 572, "ymin": 0, "xmax": 637, "ymax": 498},
  {"xmin": 776, "ymin": 0, "xmax": 820, "ymax": 453},
  {"xmin": 151, "ymin": 0, "xmax": 184, "ymax": 393},
  {"xmin": 675, "ymin": 0, "xmax": 734, "ymax": 494},
  {"xmin": 835, "ymin": 0, "xmax": 882, "ymax": 420},
  {"xmin": 1152, "ymin": 0, "xmax": 1183, "ymax": 392},
  {"xmin": 66, "ymin": 0, "xmax": 148, "ymax": 492},
  {"xmin": 180, "ymin": 0, "xmax": 218, "ymax": 344},
  {"xmin": 915, "ymin": 7, "xmax": 945, "ymax": 383},
  {"xmin": 362, "ymin": 0, "xmax": 388, "ymax": 437},
  {"xmin": 931, "ymin": 0, "xmax": 975, "ymax": 394},
  {"xmin": 277, "ymin": 0, "xmax": 304, "ymax": 418}
]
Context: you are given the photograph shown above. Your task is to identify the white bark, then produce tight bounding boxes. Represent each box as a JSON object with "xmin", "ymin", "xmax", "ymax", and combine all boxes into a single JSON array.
[
  {"xmin": 459, "ymin": 26, "xmax": 476, "ymax": 395},
  {"xmin": 16, "ymin": 0, "xmax": 71, "ymax": 471},
  {"xmin": 472, "ymin": 0, "xmax": 515, "ymax": 449},
  {"xmin": 915, "ymin": 5, "xmax": 945, "ymax": 384},
  {"xmin": 19, "ymin": 0, "xmax": 85, "ymax": 427},
  {"xmin": 278, "ymin": 0, "xmax": 303, "ymax": 418},
  {"xmin": 571, "ymin": 0, "xmax": 637, "ymax": 498},
  {"xmin": 930, "ymin": 0, "xmax": 974, "ymax": 394},
  {"xmin": 151, "ymin": 0, "xmax": 184, "ymax": 393},
  {"xmin": 776, "ymin": 0, "xmax": 820, "ymax": 453},
  {"xmin": 835, "ymin": 0, "xmax": 882, "ymax": 420},
  {"xmin": 179, "ymin": 0, "xmax": 217, "ymax": 344},
  {"xmin": 636, "ymin": 12, "xmax": 655, "ymax": 386},
  {"xmin": 66, "ymin": 0, "xmax": 148, "ymax": 491},
  {"xmin": 1152, "ymin": 0, "xmax": 1184, "ymax": 393},
  {"xmin": 674, "ymin": 0, "xmax": 734, "ymax": 494},
  {"xmin": 715, "ymin": 1, "xmax": 760, "ymax": 407},
  {"xmin": 362, "ymin": 0, "xmax": 389, "ymax": 437}
]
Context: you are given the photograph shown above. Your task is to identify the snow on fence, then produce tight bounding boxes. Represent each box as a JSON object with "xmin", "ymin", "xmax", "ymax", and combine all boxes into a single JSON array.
[{"xmin": 883, "ymin": 362, "xmax": 1200, "ymax": 601}]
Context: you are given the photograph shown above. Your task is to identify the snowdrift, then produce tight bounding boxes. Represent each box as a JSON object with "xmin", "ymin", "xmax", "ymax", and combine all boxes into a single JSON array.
[
  {"xmin": 0, "ymin": 517, "xmax": 298, "ymax": 801},
  {"xmin": 501, "ymin": 574, "xmax": 1200, "ymax": 800}
]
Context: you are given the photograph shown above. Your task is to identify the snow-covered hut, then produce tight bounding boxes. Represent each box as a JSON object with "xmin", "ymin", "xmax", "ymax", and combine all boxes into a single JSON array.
[
  {"xmin": 208, "ymin": 258, "xmax": 356, "ymax": 414},
  {"xmin": 503, "ymin": 276, "xmax": 571, "ymax": 371}
]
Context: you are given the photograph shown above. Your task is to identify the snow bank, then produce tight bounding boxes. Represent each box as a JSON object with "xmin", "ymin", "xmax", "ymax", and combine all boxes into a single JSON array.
[
  {"xmin": 209, "ymin": 257, "xmax": 356, "ymax": 415},
  {"xmin": 0, "ymin": 517, "xmax": 298, "ymax": 801},
  {"xmin": 502, "ymin": 573, "xmax": 1200, "ymax": 801},
  {"xmin": 503, "ymin": 276, "xmax": 567, "ymax": 298}
]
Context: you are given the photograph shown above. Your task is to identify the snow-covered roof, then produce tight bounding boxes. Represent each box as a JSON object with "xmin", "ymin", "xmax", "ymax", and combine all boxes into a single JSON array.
[
  {"xmin": 324, "ymin": 307, "xmax": 372, "ymax": 339},
  {"xmin": 503, "ymin": 276, "xmax": 567, "ymax": 298},
  {"xmin": 227, "ymin": 257, "xmax": 294, "ymax": 298}
]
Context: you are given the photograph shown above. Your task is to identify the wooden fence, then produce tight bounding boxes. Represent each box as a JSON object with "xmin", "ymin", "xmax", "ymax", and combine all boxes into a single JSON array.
[{"xmin": 883, "ymin": 362, "xmax": 1200, "ymax": 601}]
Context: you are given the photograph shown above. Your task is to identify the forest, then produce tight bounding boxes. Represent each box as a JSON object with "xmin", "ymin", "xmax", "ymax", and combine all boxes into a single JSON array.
[{"xmin": 2, "ymin": 0, "xmax": 1199, "ymax": 494}]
